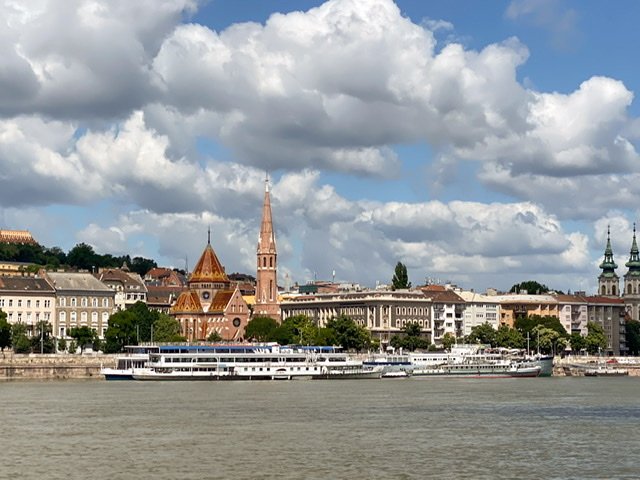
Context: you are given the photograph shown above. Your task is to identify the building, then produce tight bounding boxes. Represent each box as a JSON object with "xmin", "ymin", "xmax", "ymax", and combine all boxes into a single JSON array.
[
  {"xmin": 144, "ymin": 267, "xmax": 187, "ymax": 287},
  {"xmin": 598, "ymin": 226, "xmax": 620, "ymax": 297},
  {"xmin": 96, "ymin": 264, "xmax": 148, "ymax": 311},
  {"xmin": 584, "ymin": 295, "xmax": 626, "ymax": 355},
  {"xmin": 623, "ymin": 225, "xmax": 640, "ymax": 321},
  {"xmin": 419, "ymin": 285, "xmax": 465, "ymax": 344},
  {"xmin": 254, "ymin": 178, "xmax": 281, "ymax": 320},
  {"xmin": 146, "ymin": 286, "xmax": 183, "ymax": 314},
  {"xmin": 491, "ymin": 293, "xmax": 560, "ymax": 328},
  {"xmin": 0, "ymin": 276, "xmax": 55, "ymax": 336},
  {"xmin": 456, "ymin": 290, "xmax": 501, "ymax": 336},
  {"xmin": 0, "ymin": 260, "xmax": 37, "ymax": 277},
  {"xmin": 0, "ymin": 229, "xmax": 37, "ymax": 245},
  {"xmin": 281, "ymin": 290, "xmax": 432, "ymax": 345},
  {"xmin": 554, "ymin": 294, "xmax": 588, "ymax": 335},
  {"xmin": 41, "ymin": 271, "xmax": 116, "ymax": 339},
  {"xmin": 170, "ymin": 232, "xmax": 249, "ymax": 341}
]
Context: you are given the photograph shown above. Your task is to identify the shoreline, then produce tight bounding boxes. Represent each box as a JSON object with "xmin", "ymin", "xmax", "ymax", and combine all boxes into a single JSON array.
[{"xmin": 0, "ymin": 353, "xmax": 115, "ymax": 381}]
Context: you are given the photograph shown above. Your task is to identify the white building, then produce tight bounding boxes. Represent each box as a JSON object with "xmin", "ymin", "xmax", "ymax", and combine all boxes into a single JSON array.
[
  {"xmin": 0, "ymin": 276, "xmax": 55, "ymax": 336},
  {"xmin": 456, "ymin": 290, "xmax": 500, "ymax": 336}
]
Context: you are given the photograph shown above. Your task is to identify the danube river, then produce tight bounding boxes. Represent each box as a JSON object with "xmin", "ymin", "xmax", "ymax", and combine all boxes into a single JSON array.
[{"xmin": 3, "ymin": 377, "xmax": 640, "ymax": 480}]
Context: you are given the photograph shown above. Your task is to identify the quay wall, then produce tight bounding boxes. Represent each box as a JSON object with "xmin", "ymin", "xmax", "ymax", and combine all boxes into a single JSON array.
[{"xmin": 0, "ymin": 353, "xmax": 116, "ymax": 381}]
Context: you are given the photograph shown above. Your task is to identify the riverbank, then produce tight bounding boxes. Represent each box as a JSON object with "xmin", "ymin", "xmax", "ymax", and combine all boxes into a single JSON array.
[
  {"xmin": 0, "ymin": 353, "xmax": 116, "ymax": 381},
  {"xmin": 553, "ymin": 355, "xmax": 640, "ymax": 376}
]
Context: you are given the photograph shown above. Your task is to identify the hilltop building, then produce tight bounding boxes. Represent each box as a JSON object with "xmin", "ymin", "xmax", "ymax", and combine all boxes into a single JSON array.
[
  {"xmin": 169, "ymin": 231, "xmax": 249, "ymax": 341},
  {"xmin": 0, "ymin": 229, "xmax": 37, "ymax": 245},
  {"xmin": 254, "ymin": 178, "xmax": 281, "ymax": 321}
]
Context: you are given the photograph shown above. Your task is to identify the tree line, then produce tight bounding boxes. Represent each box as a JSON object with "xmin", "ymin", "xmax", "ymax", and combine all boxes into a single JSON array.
[{"xmin": 0, "ymin": 241, "xmax": 158, "ymax": 276}]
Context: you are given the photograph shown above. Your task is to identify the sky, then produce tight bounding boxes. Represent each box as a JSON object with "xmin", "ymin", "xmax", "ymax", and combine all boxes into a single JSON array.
[{"xmin": 2, "ymin": 0, "xmax": 640, "ymax": 294}]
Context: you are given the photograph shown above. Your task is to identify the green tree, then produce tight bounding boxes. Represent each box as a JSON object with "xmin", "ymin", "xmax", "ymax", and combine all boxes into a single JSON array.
[
  {"xmin": 245, "ymin": 316, "xmax": 279, "ymax": 342},
  {"xmin": 441, "ymin": 332, "xmax": 456, "ymax": 350},
  {"xmin": 391, "ymin": 262, "xmax": 412, "ymax": 290},
  {"xmin": 66, "ymin": 243, "xmax": 100, "ymax": 271},
  {"xmin": 103, "ymin": 310, "xmax": 137, "ymax": 353},
  {"xmin": 130, "ymin": 256, "xmax": 158, "ymax": 276},
  {"xmin": 531, "ymin": 326, "xmax": 563, "ymax": 355},
  {"xmin": 11, "ymin": 322, "xmax": 31, "ymax": 353},
  {"xmin": 0, "ymin": 310, "xmax": 11, "ymax": 351},
  {"xmin": 569, "ymin": 332, "xmax": 586, "ymax": 354},
  {"xmin": 127, "ymin": 301, "xmax": 159, "ymax": 342},
  {"xmin": 509, "ymin": 280, "xmax": 550, "ymax": 294},
  {"xmin": 57, "ymin": 337, "xmax": 67, "ymax": 352},
  {"xmin": 207, "ymin": 331, "xmax": 222, "ymax": 342},
  {"xmin": 325, "ymin": 315, "xmax": 372, "ymax": 351},
  {"xmin": 68, "ymin": 326, "xmax": 97, "ymax": 353},
  {"xmin": 585, "ymin": 321, "xmax": 607, "ymax": 355},
  {"xmin": 514, "ymin": 315, "xmax": 567, "ymax": 338},
  {"xmin": 390, "ymin": 322, "xmax": 429, "ymax": 351},
  {"xmin": 466, "ymin": 322, "xmax": 497, "ymax": 346},
  {"xmin": 626, "ymin": 320, "xmax": 640, "ymax": 356},
  {"xmin": 272, "ymin": 315, "xmax": 319, "ymax": 345},
  {"xmin": 153, "ymin": 314, "xmax": 186, "ymax": 343},
  {"xmin": 495, "ymin": 325, "xmax": 525, "ymax": 349},
  {"xmin": 31, "ymin": 321, "xmax": 55, "ymax": 353}
]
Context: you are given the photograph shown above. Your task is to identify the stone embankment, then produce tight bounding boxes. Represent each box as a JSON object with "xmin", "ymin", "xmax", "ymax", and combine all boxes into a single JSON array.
[
  {"xmin": 553, "ymin": 356, "xmax": 640, "ymax": 377},
  {"xmin": 0, "ymin": 353, "xmax": 116, "ymax": 381}
]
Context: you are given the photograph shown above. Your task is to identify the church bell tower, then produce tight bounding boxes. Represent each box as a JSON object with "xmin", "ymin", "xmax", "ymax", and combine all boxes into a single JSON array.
[{"xmin": 255, "ymin": 176, "xmax": 281, "ymax": 321}]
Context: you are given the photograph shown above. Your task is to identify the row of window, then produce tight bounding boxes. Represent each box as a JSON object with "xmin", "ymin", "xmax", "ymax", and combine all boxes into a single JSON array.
[
  {"xmin": 0, "ymin": 299, "xmax": 52, "ymax": 308},
  {"xmin": 59, "ymin": 311, "xmax": 109, "ymax": 323},
  {"xmin": 58, "ymin": 297, "xmax": 110, "ymax": 308},
  {"xmin": 5, "ymin": 312, "xmax": 51, "ymax": 323}
]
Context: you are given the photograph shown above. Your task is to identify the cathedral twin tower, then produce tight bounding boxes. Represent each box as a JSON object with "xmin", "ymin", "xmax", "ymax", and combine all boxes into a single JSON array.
[
  {"xmin": 598, "ymin": 224, "xmax": 640, "ymax": 321},
  {"xmin": 255, "ymin": 178, "xmax": 281, "ymax": 320}
]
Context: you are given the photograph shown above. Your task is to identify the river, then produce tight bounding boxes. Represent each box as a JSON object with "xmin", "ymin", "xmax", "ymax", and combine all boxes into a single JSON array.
[{"xmin": 2, "ymin": 377, "xmax": 639, "ymax": 480}]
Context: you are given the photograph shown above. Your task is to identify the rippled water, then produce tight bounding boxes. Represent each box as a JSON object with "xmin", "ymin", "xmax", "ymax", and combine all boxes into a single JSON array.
[{"xmin": 2, "ymin": 377, "xmax": 640, "ymax": 480}]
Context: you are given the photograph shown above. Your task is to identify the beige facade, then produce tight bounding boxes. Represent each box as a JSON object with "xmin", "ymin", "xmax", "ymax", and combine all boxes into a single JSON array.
[
  {"xmin": 42, "ymin": 272, "xmax": 116, "ymax": 339},
  {"xmin": 97, "ymin": 266, "xmax": 148, "ymax": 311},
  {"xmin": 456, "ymin": 290, "xmax": 501, "ymax": 336},
  {"xmin": 281, "ymin": 290, "xmax": 432, "ymax": 345},
  {"xmin": 0, "ymin": 276, "xmax": 55, "ymax": 336}
]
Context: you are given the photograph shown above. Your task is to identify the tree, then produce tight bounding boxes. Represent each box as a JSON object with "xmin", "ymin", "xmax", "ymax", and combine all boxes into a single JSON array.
[
  {"xmin": 441, "ymin": 332, "xmax": 456, "ymax": 350},
  {"xmin": 66, "ymin": 243, "xmax": 99, "ymax": 271},
  {"xmin": 390, "ymin": 322, "xmax": 429, "ymax": 351},
  {"xmin": 272, "ymin": 315, "xmax": 319, "ymax": 345},
  {"xmin": 0, "ymin": 310, "xmax": 11, "ymax": 351},
  {"xmin": 103, "ymin": 310, "xmax": 137, "ymax": 353},
  {"xmin": 127, "ymin": 301, "xmax": 159, "ymax": 342},
  {"xmin": 466, "ymin": 322, "xmax": 497, "ymax": 346},
  {"xmin": 495, "ymin": 325, "xmax": 525, "ymax": 349},
  {"xmin": 585, "ymin": 321, "xmax": 607, "ymax": 355},
  {"xmin": 68, "ymin": 326, "xmax": 97, "ymax": 353},
  {"xmin": 31, "ymin": 321, "xmax": 55, "ymax": 353},
  {"xmin": 514, "ymin": 315, "xmax": 567, "ymax": 338},
  {"xmin": 130, "ymin": 256, "xmax": 158, "ymax": 276},
  {"xmin": 245, "ymin": 316, "xmax": 279, "ymax": 342},
  {"xmin": 57, "ymin": 337, "xmax": 67, "ymax": 352},
  {"xmin": 207, "ymin": 331, "xmax": 222, "ymax": 342},
  {"xmin": 626, "ymin": 320, "xmax": 640, "ymax": 356},
  {"xmin": 391, "ymin": 262, "xmax": 411, "ymax": 290},
  {"xmin": 325, "ymin": 315, "xmax": 372, "ymax": 351},
  {"xmin": 531, "ymin": 326, "xmax": 562, "ymax": 355},
  {"xmin": 569, "ymin": 332, "xmax": 586, "ymax": 354},
  {"xmin": 153, "ymin": 314, "xmax": 186, "ymax": 343},
  {"xmin": 11, "ymin": 322, "xmax": 31, "ymax": 353},
  {"xmin": 509, "ymin": 280, "xmax": 550, "ymax": 294}
]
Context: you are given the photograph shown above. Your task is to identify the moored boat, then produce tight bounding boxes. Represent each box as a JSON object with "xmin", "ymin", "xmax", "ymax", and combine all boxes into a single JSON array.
[{"xmin": 117, "ymin": 344, "xmax": 382, "ymax": 381}]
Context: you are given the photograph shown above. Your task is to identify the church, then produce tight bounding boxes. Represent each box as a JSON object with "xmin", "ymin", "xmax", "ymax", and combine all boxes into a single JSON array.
[
  {"xmin": 598, "ymin": 224, "xmax": 640, "ymax": 321},
  {"xmin": 170, "ymin": 179, "xmax": 281, "ymax": 340}
]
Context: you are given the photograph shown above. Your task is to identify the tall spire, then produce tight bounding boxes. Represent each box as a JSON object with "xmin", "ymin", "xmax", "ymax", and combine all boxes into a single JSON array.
[
  {"xmin": 258, "ymin": 175, "xmax": 276, "ymax": 254},
  {"xmin": 599, "ymin": 225, "xmax": 618, "ymax": 275},
  {"xmin": 207, "ymin": 226, "xmax": 211, "ymax": 245},
  {"xmin": 256, "ymin": 175, "xmax": 280, "ymax": 320},
  {"xmin": 626, "ymin": 223, "xmax": 640, "ymax": 275}
]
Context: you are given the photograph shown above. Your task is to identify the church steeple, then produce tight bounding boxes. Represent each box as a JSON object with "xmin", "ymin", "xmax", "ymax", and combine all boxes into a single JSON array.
[
  {"xmin": 255, "ymin": 175, "xmax": 280, "ymax": 321},
  {"xmin": 625, "ymin": 223, "xmax": 640, "ymax": 275},
  {"xmin": 600, "ymin": 226, "xmax": 618, "ymax": 274},
  {"xmin": 598, "ymin": 225, "xmax": 619, "ymax": 297}
]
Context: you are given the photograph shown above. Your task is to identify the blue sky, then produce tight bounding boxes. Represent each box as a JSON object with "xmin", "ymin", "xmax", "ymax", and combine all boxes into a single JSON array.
[{"xmin": 1, "ymin": 0, "xmax": 640, "ymax": 294}]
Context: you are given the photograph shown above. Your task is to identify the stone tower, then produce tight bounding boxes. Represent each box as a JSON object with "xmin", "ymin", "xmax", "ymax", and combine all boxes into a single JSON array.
[
  {"xmin": 598, "ymin": 225, "xmax": 619, "ymax": 297},
  {"xmin": 255, "ymin": 178, "xmax": 281, "ymax": 321},
  {"xmin": 624, "ymin": 223, "xmax": 640, "ymax": 321}
]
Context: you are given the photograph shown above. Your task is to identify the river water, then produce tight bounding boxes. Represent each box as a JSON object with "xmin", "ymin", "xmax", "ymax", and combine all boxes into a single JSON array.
[{"xmin": 2, "ymin": 377, "xmax": 639, "ymax": 480}]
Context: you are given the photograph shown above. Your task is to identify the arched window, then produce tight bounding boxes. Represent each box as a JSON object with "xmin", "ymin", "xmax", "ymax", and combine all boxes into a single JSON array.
[
  {"xmin": 270, "ymin": 257, "xmax": 273, "ymax": 268},
  {"xmin": 70, "ymin": 312, "xmax": 77, "ymax": 323},
  {"xmin": 81, "ymin": 312, "xmax": 88, "ymax": 323},
  {"xmin": 59, "ymin": 311, "xmax": 66, "ymax": 323},
  {"xmin": 92, "ymin": 312, "xmax": 98, "ymax": 323},
  {"xmin": 263, "ymin": 257, "xmax": 266, "ymax": 267}
]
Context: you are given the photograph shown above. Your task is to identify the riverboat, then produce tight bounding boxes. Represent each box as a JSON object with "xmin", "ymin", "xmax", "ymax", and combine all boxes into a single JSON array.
[
  {"xmin": 409, "ymin": 345, "xmax": 541, "ymax": 378},
  {"xmin": 101, "ymin": 345, "xmax": 159, "ymax": 380},
  {"xmin": 583, "ymin": 366, "xmax": 629, "ymax": 377},
  {"xmin": 104, "ymin": 344, "xmax": 383, "ymax": 381}
]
